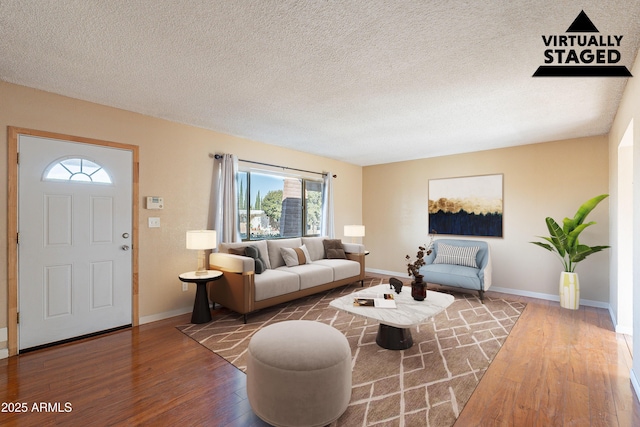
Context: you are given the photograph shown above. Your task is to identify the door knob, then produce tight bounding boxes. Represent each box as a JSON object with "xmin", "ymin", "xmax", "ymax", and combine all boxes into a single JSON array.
[{"xmin": 121, "ymin": 245, "xmax": 130, "ymax": 251}]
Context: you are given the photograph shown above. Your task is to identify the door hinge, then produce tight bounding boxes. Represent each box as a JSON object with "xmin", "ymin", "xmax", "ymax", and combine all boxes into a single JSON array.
[
  {"xmin": 16, "ymin": 232, "xmax": 19, "ymax": 245},
  {"xmin": 17, "ymin": 312, "xmax": 19, "ymax": 324},
  {"xmin": 16, "ymin": 152, "xmax": 19, "ymax": 164}
]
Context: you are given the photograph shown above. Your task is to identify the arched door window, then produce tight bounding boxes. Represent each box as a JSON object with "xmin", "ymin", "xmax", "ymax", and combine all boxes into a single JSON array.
[{"xmin": 43, "ymin": 157, "xmax": 112, "ymax": 184}]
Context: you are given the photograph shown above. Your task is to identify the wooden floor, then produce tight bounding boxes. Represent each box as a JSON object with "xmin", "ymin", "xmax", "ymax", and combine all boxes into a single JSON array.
[
  {"xmin": 456, "ymin": 293, "xmax": 640, "ymax": 427},
  {"xmin": 1, "ymin": 275, "xmax": 639, "ymax": 426}
]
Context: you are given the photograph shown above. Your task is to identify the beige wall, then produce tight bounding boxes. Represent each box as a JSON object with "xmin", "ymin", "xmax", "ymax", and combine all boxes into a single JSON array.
[
  {"xmin": 363, "ymin": 136, "xmax": 610, "ymax": 303},
  {"xmin": 607, "ymin": 51, "xmax": 640, "ymax": 391},
  {"xmin": 0, "ymin": 82, "xmax": 363, "ymax": 337},
  {"xmin": 0, "ymin": 79, "xmax": 620, "ymax": 356}
]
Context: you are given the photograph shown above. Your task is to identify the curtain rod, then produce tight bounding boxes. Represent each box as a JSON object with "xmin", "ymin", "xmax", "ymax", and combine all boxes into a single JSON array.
[{"xmin": 210, "ymin": 153, "xmax": 337, "ymax": 178}]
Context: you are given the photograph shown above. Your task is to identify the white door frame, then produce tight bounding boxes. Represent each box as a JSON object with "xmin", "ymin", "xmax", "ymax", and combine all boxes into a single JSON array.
[{"xmin": 7, "ymin": 127, "xmax": 139, "ymax": 356}]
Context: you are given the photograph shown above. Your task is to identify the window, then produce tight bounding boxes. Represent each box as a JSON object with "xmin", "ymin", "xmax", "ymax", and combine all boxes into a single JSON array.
[
  {"xmin": 43, "ymin": 157, "xmax": 112, "ymax": 184},
  {"xmin": 237, "ymin": 171, "xmax": 323, "ymax": 240},
  {"xmin": 305, "ymin": 180, "xmax": 322, "ymax": 235}
]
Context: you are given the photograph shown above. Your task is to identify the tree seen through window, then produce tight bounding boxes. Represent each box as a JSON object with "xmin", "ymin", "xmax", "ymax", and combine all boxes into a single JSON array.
[{"xmin": 237, "ymin": 171, "xmax": 323, "ymax": 240}]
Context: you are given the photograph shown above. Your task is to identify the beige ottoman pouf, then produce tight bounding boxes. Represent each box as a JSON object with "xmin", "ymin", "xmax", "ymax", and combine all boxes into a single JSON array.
[{"xmin": 246, "ymin": 320, "xmax": 352, "ymax": 427}]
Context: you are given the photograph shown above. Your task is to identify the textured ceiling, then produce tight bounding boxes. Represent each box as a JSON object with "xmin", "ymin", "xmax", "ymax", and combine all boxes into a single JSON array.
[{"xmin": 1, "ymin": 1, "xmax": 639, "ymax": 166}]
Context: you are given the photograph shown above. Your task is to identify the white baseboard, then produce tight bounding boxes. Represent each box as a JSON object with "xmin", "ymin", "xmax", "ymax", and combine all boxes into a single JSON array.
[
  {"xmin": 615, "ymin": 325, "xmax": 634, "ymax": 335},
  {"xmin": 139, "ymin": 306, "xmax": 192, "ymax": 324},
  {"xmin": 609, "ymin": 307, "xmax": 634, "ymax": 335},
  {"xmin": 578, "ymin": 299, "xmax": 610, "ymax": 309},
  {"xmin": 631, "ymin": 369, "xmax": 640, "ymax": 403},
  {"xmin": 364, "ymin": 269, "xmax": 610, "ymax": 309},
  {"xmin": 366, "ymin": 268, "xmax": 408, "ymax": 277},
  {"xmin": 609, "ymin": 306, "xmax": 619, "ymax": 329},
  {"xmin": 139, "ymin": 302, "xmax": 220, "ymax": 325},
  {"xmin": 489, "ymin": 286, "xmax": 609, "ymax": 309}
]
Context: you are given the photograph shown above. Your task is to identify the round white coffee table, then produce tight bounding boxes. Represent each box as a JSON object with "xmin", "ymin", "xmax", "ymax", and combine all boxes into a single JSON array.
[{"xmin": 329, "ymin": 283, "xmax": 454, "ymax": 350}]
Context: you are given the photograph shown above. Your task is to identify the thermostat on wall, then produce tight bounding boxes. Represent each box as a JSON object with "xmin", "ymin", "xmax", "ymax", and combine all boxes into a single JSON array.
[{"xmin": 146, "ymin": 196, "xmax": 164, "ymax": 209}]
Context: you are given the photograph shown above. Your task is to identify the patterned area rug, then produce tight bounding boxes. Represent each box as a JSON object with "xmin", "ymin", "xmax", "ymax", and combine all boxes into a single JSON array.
[{"xmin": 177, "ymin": 276, "xmax": 525, "ymax": 426}]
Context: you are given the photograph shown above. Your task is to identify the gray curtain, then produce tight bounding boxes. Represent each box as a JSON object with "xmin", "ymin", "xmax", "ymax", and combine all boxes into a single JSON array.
[
  {"xmin": 210, "ymin": 154, "xmax": 240, "ymax": 245},
  {"xmin": 321, "ymin": 172, "xmax": 335, "ymax": 238}
]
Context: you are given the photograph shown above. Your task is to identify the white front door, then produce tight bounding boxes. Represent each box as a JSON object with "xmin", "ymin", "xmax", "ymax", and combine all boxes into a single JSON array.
[{"xmin": 18, "ymin": 135, "xmax": 133, "ymax": 350}]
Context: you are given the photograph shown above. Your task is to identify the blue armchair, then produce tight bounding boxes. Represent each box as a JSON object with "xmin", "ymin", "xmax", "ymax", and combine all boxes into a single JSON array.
[{"xmin": 419, "ymin": 239, "xmax": 492, "ymax": 302}]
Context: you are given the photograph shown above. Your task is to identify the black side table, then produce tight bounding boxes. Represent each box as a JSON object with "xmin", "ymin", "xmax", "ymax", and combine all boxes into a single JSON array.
[{"xmin": 178, "ymin": 270, "xmax": 223, "ymax": 324}]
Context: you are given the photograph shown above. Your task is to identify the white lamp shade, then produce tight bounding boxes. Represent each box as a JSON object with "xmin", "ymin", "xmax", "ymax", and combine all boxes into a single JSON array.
[
  {"xmin": 186, "ymin": 230, "xmax": 217, "ymax": 250},
  {"xmin": 344, "ymin": 225, "xmax": 365, "ymax": 237}
]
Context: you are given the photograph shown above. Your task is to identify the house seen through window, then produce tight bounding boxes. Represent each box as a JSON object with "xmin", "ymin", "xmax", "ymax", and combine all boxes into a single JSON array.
[
  {"xmin": 237, "ymin": 171, "xmax": 323, "ymax": 240},
  {"xmin": 44, "ymin": 157, "xmax": 112, "ymax": 184}
]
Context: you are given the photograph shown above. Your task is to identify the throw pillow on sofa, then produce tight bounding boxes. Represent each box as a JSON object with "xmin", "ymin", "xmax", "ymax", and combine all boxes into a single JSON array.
[
  {"xmin": 226, "ymin": 246, "xmax": 265, "ymax": 273},
  {"xmin": 323, "ymin": 239, "xmax": 346, "ymax": 259},
  {"xmin": 228, "ymin": 247, "xmax": 247, "ymax": 256},
  {"xmin": 280, "ymin": 245, "xmax": 312, "ymax": 267},
  {"xmin": 433, "ymin": 243, "xmax": 479, "ymax": 268},
  {"xmin": 245, "ymin": 245, "xmax": 267, "ymax": 274}
]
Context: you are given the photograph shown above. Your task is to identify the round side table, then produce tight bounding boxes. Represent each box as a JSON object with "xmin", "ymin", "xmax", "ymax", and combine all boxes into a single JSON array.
[{"xmin": 178, "ymin": 270, "xmax": 223, "ymax": 324}]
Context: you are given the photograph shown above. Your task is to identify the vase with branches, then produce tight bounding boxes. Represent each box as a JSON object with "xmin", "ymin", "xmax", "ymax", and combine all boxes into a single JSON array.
[{"xmin": 405, "ymin": 232, "xmax": 436, "ymax": 300}]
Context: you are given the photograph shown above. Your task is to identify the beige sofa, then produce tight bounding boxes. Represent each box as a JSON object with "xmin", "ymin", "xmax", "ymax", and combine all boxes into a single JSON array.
[{"xmin": 208, "ymin": 236, "xmax": 365, "ymax": 322}]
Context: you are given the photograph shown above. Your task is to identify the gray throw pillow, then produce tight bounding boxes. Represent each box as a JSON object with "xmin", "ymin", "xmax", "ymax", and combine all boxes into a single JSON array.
[
  {"xmin": 245, "ymin": 245, "xmax": 266, "ymax": 274},
  {"xmin": 227, "ymin": 247, "xmax": 246, "ymax": 256}
]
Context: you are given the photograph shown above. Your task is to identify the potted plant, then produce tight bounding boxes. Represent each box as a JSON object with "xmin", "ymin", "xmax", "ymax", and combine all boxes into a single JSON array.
[{"xmin": 530, "ymin": 194, "xmax": 610, "ymax": 309}]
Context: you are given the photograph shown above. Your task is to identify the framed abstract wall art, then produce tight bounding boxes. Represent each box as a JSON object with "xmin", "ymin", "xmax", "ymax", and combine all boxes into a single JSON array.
[{"xmin": 428, "ymin": 174, "xmax": 503, "ymax": 237}]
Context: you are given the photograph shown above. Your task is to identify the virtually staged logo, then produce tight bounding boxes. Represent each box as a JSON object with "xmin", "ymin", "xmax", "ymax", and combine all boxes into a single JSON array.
[{"xmin": 533, "ymin": 10, "xmax": 632, "ymax": 77}]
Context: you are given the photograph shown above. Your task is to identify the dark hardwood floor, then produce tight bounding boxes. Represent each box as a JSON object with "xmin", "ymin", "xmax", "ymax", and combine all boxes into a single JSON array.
[
  {"xmin": 0, "ymin": 312, "xmax": 267, "ymax": 426},
  {"xmin": 1, "ymin": 274, "xmax": 639, "ymax": 426}
]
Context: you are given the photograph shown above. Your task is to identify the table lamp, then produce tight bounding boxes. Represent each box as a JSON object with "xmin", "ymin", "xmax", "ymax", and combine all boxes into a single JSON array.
[
  {"xmin": 186, "ymin": 230, "xmax": 217, "ymax": 275},
  {"xmin": 344, "ymin": 225, "xmax": 365, "ymax": 243}
]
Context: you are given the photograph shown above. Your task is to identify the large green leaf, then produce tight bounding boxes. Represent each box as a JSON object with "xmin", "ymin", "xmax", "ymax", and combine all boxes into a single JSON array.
[
  {"xmin": 545, "ymin": 217, "xmax": 566, "ymax": 257},
  {"xmin": 570, "ymin": 244, "xmax": 610, "ymax": 264},
  {"xmin": 563, "ymin": 194, "xmax": 608, "ymax": 233},
  {"xmin": 530, "ymin": 241, "xmax": 554, "ymax": 252},
  {"xmin": 566, "ymin": 221, "xmax": 595, "ymax": 250}
]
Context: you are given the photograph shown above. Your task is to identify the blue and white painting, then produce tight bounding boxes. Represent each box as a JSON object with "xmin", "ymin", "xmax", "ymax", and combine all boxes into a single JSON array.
[{"xmin": 428, "ymin": 174, "xmax": 503, "ymax": 237}]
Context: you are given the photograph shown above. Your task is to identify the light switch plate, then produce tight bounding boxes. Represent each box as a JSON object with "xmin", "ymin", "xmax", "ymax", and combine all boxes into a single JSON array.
[{"xmin": 148, "ymin": 217, "xmax": 160, "ymax": 228}]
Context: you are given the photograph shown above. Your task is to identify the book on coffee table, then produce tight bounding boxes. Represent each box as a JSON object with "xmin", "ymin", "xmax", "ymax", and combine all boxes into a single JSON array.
[{"xmin": 353, "ymin": 292, "xmax": 396, "ymax": 308}]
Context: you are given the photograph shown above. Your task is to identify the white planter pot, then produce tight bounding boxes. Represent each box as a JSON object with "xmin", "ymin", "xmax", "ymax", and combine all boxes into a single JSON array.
[{"xmin": 559, "ymin": 272, "xmax": 580, "ymax": 310}]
